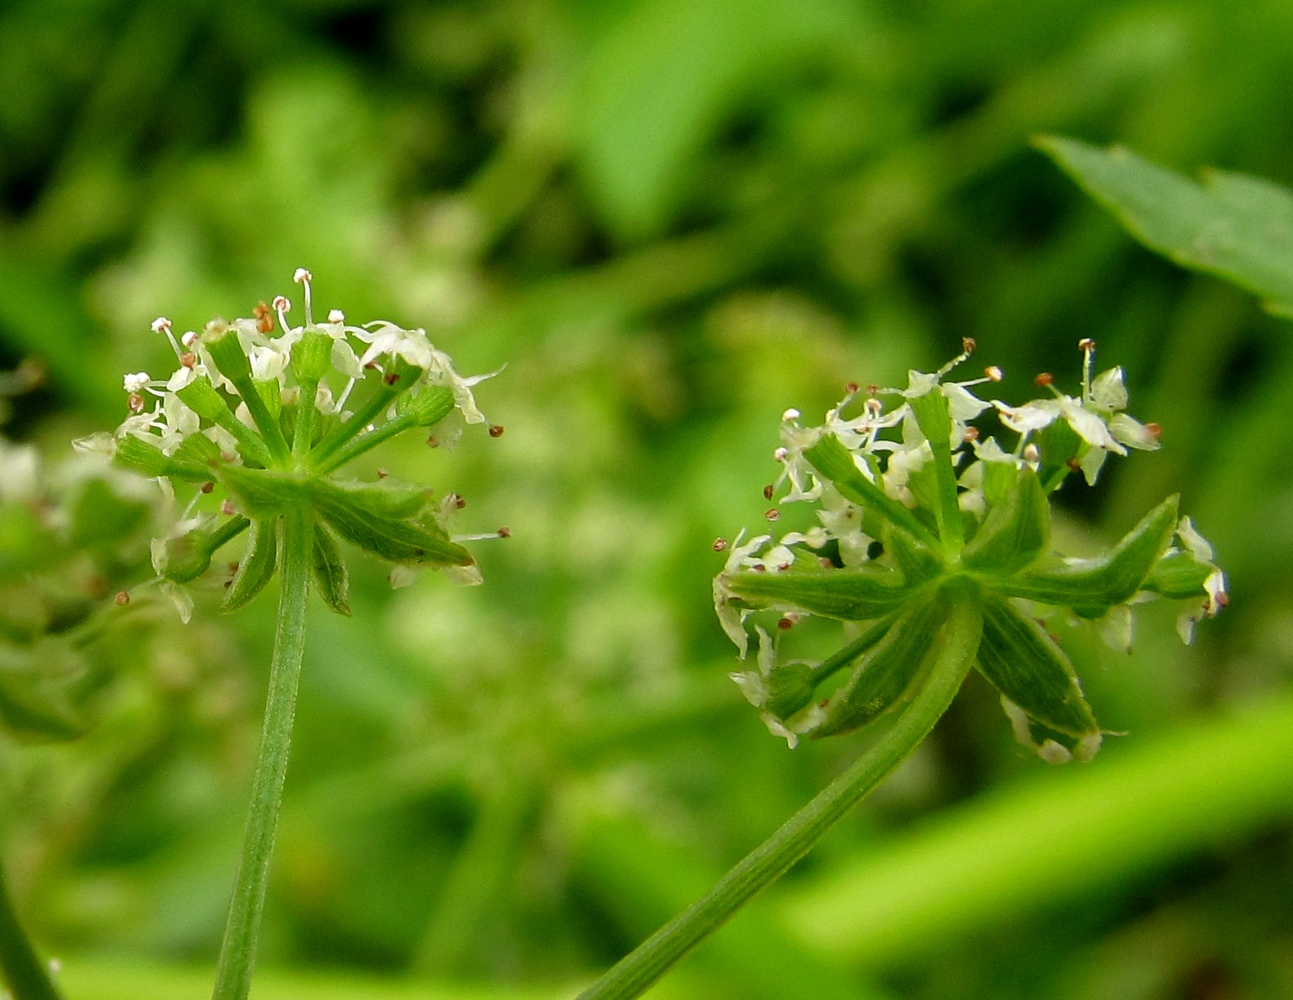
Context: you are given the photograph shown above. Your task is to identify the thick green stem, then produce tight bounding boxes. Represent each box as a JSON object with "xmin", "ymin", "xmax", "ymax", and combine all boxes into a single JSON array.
[
  {"xmin": 573, "ymin": 587, "xmax": 983, "ymax": 1000},
  {"xmin": 212, "ymin": 504, "xmax": 314, "ymax": 1000},
  {"xmin": 0, "ymin": 864, "xmax": 63, "ymax": 1000}
]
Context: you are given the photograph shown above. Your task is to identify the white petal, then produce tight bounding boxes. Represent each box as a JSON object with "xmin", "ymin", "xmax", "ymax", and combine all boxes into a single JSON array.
[
  {"xmin": 1090, "ymin": 367, "xmax": 1129, "ymax": 410},
  {"xmin": 1109, "ymin": 413, "xmax": 1160, "ymax": 451}
]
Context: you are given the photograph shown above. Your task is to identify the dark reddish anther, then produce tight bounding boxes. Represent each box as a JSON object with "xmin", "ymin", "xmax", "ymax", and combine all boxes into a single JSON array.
[
  {"xmin": 1066, "ymin": 458, "xmax": 1082, "ymax": 473},
  {"xmin": 845, "ymin": 381, "xmax": 859, "ymax": 394},
  {"xmin": 764, "ymin": 508, "xmax": 780, "ymax": 521},
  {"xmin": 114, "ymin": 591, "xmax": 130, "ymax": 606},
  {"xmin": 1146, "ymin": 422, "xmax": 1162, "ymax": 440},
  {"xmin": 712, "ymin": 538, "xmax": 728, "ymax": 552},
  {"xmin": 384, "ymin": 372, "xmax": 400, "ymax": 386},
  {"xmin": 777, "ymin": 617, "xmax": 794, "ymax": 630},
  {"xmin": 201, "ymin": 481, "xmax": 215, "ymax": 494},
  {"xmin": 254, "ymin": 302, "xmax": 275, "ymax": 334},
  {"xmin": 962, "ymin": 337, "xmax": 976, "ymax": 353},
  {"xmin": 489, "ymin": 425, "xmax": 505, "ymax": 438},
  {"xmin": 497, "ymin": 526, "xmax": 511, "ymax": 538},
  {"xmin": 763, "ymin": 484, "xmax": 775, "ymax": 500},
  {"xmin": 426, "ymin": 435, "xmax": 440, "ymax": 448},
  {"xmin": 1035, "ymin": 372, "xmax": 1053, "ymax": 387}
]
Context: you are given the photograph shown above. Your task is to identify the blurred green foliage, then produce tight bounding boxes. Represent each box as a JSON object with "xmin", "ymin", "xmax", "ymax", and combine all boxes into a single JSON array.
[{"xmin": 1, "ymin": 0, "xmax": 1291, "ymax": 998}]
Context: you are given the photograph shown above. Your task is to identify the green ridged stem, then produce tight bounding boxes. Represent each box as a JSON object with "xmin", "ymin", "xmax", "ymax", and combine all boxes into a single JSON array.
[
  {"xmin": 212, "ymin": 503, "xmax": 314, "ymax": 1000},
  {"xmin": 573, "ymin": 583, "xmax": 983, "ymax": 1000}
]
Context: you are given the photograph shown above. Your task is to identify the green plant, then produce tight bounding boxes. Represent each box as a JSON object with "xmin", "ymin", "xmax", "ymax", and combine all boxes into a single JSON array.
[
  {"xmin": 575, "ymin": 339, "xmax": 1224, "ymax": 1000},
  {"xmin": 0, "ymin": 271, "xmax": 502, "ymax": 1000}
]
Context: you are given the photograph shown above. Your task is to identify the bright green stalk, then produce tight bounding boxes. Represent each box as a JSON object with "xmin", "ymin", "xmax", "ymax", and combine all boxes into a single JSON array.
[
  {"xmin": 573, "ymin": 585, "xmax": 983, "ymax": 1000},
  {"xmin": 212, "ymin": 503, "xmax": 314, "ymax": 1000},
  {"xmin": 0, "ymin": 864, "xmax": 63, "ymax": 1000},
  {"xmin": 313, "ymin": 411, "xmax": 420, "ymax": 476},
  {"xmin": 230, "ymin": 375, "xmax": 291, "ymax": 467},
  {"xmin": 308, "ymin": 384, "xmax": 399, "ymax": 468}
]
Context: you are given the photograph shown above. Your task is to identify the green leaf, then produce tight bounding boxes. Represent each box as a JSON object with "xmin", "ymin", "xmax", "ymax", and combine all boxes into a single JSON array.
[
  {"xmin": 313, "ymin": 488, "xmax": 473, "ymax": 568},
  {"xmin": 962, "ymin": 466, "xmax": 1050, "ymax": 575},
  {"xmin": 995, "ymin": 495, "xmax": 1179, "ymax": 615},
  {"xmin": 218, "ymin": 466, "xmax": 310, "ymax": 517},
  {"xmin": 813, "ymin": 594, "xmax": 948, "ymax": 738},
  {"xmin": 804, "ymin": 434, "xmax": 940, "ymax": 548},
  {"xmin": 223, "ymin": 518, "xmax": 278, "ymax": 613},
  {"xmin": 1038, "ymin": 136, "xmax": 1293, "ymax": 316},
  {"xmin": 310, "ymin": 520, "xmax": 351, "ymax": 617},
  {"xmin": 312, "ymin": 476, "xmax": 432, "ymax": 521},
  {"xmin": 721, "ymin": 564, "xmax": 914, "ymax": 622},
  {"xmin": 975, "ymin": 592, "xmax": 1099, "ymax": 740}
]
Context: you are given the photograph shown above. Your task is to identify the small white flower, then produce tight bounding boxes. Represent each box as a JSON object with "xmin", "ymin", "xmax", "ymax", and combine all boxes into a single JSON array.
[{"xmin": 123, "ymin": 372, "xmax": 152, "ymax": 393}]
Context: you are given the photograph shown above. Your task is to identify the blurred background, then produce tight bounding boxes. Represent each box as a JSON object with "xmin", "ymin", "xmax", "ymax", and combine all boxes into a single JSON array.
[{"xmin": 2, "ymin": 0, "xmax": 1292, "ymax": 997}]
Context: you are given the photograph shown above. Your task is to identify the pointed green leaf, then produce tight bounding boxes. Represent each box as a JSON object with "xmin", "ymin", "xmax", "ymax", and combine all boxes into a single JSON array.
[
  {"xmin": 314, "ymin": 488, "xmax": 473, "ymax": 567},
  {"xmin": 218, "ymin": 466, "xmax": 310, "ymax": 517},
  {"xmin": 312, "ymin": 477, "xmax": 432, "ymax": 521},
  {"xmin": 721, "ymin": 564, "xmax": 914, "ymax": 621},
  {"xmin": 962, "ymin": 466, "xmax": 1050, "ymax": 575},
  {"xmin": 812, "ymin": 594, "xmax": 948, "ymax": 738},
  {"xmin": 995, "ymin": 495, "xmax": 1179, "ymax": 614},
  {"xmin": 804, "ymin": 434, "xmax": 939, "ymax": 547},
  {"xmin": 1038, "ymin": 136, "xmax": 1293, "ymax": 317},
  {"xmin": 222, "ymin": 518, "xmax": 278, "ymax": 612},
  {"xmin": 975, "ymin": 592, "xmax": 1099, "ymax": 740},
  {"xmin": 311, "ymin": 520, "xmax": 351, "ymax": 616}
]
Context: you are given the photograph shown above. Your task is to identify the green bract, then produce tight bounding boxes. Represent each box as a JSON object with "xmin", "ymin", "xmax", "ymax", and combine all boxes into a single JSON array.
[
  {"xmin": 75, "ymin": 269, "xmax": 503, "ymax": 620},
  {"xmin": 716, "ymin": 343, "xmax": 1227, "ymax": 759}
]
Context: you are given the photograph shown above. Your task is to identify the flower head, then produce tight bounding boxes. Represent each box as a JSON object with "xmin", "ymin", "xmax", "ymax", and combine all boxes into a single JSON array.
[
  {"xmin": 80, "ymin": 269, "xmax": 506, "ymax": 620},
  {"xmin": 715, "ymin": 343, "xmax": 1223, "ymax": 762}
]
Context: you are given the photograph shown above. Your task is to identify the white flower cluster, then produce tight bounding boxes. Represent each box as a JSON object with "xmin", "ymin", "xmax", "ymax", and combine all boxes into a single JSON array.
[
  {"xmin": 714, "ymin": 341, "xmax": 1191, "ymax": 747},
  {"xmin": 76, "ymin": 268, "xmax": 498, "ymax": 463}
]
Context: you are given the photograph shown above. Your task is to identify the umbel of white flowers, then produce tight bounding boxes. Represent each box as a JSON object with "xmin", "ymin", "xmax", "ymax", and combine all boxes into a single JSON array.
[
  {"xmin": 715, "ymin": 339, "xmax": 1226, "ymax": 761},
  {"xmin": 76, "ymin": 269, "xmax": 506, "ymax": 621}
]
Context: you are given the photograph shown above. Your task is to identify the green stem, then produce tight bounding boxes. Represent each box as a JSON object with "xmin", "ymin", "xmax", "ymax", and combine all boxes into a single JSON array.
[
  {"xmin": 293, "ymin": 377, "xmax": 320, "ymax": 464},
  {"xmin": 573, "ymin": 586, "xmax": 983, "ymax": 1000},
  {"xmin": 230, "ymin": 375, "xmax": 291, "ymax": 466},
  {"xmin": 0, "ymin": 864, "xmax": 63, "ymax": 1000},
  {"xmin": 308, "ymin": 383, "xmax": 398, "ymax": 468},
  {"xmin": 313, "ymin": 412, "xmax": 419, "ymax": 476},
  {"xmin": 212, "ymin": 503, "xmax": 314, "ymax": 1000}
]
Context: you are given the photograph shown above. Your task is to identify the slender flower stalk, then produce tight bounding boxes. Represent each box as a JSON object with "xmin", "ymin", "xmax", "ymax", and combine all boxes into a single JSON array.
[
  {"xmin": 76, "ymin": 270, "xmax": 503, "ymax": 1000},
  {"xmin": 581, "ymin": 342, "xmax": 1226, "ymax": 999},
  {"xmin": 575, "ymin": 587, "xmax": 983, "ymax": 1000},
  {"xmin": 212, "ymin": 504, "xmax": 313, "ymax": 1000}
]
